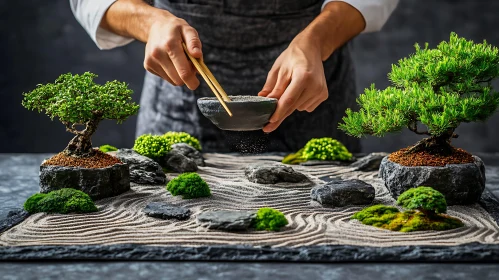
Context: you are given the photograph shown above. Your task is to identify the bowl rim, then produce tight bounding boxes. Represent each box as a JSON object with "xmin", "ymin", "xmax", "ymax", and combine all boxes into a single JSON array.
[{"xmin": 197, "ymin": 96, "xmax": 277, "ymax": 103}]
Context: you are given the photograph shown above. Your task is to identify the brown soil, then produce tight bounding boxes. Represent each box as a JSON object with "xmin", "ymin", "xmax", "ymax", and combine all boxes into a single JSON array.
[
  {"xmin": 389, "ymin": 147, "xmax": 474, "ymax": 167},
  {"xmin": 42, "ymin": 149, "xmax": 122, "ymax": 169}
]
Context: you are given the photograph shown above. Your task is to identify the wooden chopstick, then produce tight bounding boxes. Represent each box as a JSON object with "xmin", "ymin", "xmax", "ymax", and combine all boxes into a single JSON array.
[
  {"xmin": 182, "ymin": 43, "xmax": 233, "ymax": 117},
  {"xmin": 199, "ymin": 59, "xmax": 231, "ymax": 102}
]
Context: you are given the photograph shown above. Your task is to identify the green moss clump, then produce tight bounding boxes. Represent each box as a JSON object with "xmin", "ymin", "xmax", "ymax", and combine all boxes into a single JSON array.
[
  {"xmin": 23, "ymin": 188, "xmax": 98, "ymax": 214},
  {"xmin": 166, "ymin": 172, "xmax": 211, "ymax": 199},
  {"xmin": 163, "ymin": 131, "xmax": 202, "ymax": 151},
  {"xmin": 99, "ymin": 144, "xmax": 118, "ymax": 153},
  {"xmin": 282, "ymin": 138, "xmax": 352, "ymax": 164},
  {"xmin": 397, "ymin": 186, "xmax": 447, "ymax": 214},
  {"xmin": 133, "ymin": 134, "xmax": 171, "ymax": 159},
  {"xmin": 253, "ymin": 207, "xmax": 288, "ymax": 231},
  {"xmin": 352, "ymin": 187, "xmax": 463, "ymax": 232}
]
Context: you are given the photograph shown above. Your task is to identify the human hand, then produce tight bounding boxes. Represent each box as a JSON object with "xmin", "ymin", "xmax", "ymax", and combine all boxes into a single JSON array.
[
  {"xmin": 258, "ymin": 33, "xmax": 328, "ymax": 133},
  {"xmin": 144, "ymin": 14, "xmax": 202, "ymax": 90}
]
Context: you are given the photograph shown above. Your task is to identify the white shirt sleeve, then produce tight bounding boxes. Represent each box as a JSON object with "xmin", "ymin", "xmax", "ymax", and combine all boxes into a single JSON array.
[
  {"xmin": 70, "ymin": 0, "xmax": 135, "ymax": 50},
  {"xmin": 322, "ymin": 0, "xmax": 399, "ymax": 33}
]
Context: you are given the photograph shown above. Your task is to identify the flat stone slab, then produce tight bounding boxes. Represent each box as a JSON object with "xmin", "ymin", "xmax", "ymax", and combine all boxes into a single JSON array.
[
  {"xmin": 379, "ymin": 156, "xmax": 486, "ymax": 205},
  {"xmin": 39, "ymin": 163, "xmax": 131, "ymax": 200},
  {"xmin": 245, "ymin": 163, "xmax": 310, "ymax": 184},
  {"xmin": 197, "ymin": 210, "xmax": 256, "ymax": 231},
  {"xmin": 0, "ymin": 208, "xmax": 29, "ymax": 234},
  {"xmin": 311, "ymin": 179, "xmax": 375, "ymax": 207},
  {"xmin": 116, "ymin": 149, "xmax": 166, "ymax": 185},
  {"xmin": 143, "ymin": 202, "xmax": 190, "ymax": 220}
]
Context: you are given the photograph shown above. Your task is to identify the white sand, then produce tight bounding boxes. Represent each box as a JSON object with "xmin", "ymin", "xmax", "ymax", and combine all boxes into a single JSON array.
[{"xmin": 1, "ymin": 154, "xmax": 498, "ymax": 247}]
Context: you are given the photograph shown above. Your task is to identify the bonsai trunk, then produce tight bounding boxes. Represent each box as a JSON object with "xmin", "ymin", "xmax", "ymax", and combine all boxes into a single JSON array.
[
  {"xmin": 405, "ymin": 129, "xmax": 457, "ymax": 155},
  {"xmin": 63, "ymin": 117, "xmax": 101, "ymax": 158}
]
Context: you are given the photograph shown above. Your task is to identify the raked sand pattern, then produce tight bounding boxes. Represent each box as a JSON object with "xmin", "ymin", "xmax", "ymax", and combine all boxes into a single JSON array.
[{"xmin": 1, "ymin": 154, "xmax": 498, "ymax": 247}]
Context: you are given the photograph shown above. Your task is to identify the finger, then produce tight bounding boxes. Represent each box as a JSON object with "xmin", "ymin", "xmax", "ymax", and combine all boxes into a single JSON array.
[
  {"xmin": 263, "ymin": 109, "xmax": 295, "ymax": 133},
  {"xmin": 306, "ymin": 98, "xmax": 325, "ymax": 112},
  {"xmin": 266, "ymin": 70, "xmax": 290, "ymax": 99},
  {"xmin": 268, "ymin": 79, "xmax": 304, "ymax": 123},
  {"xmin": 165, "ymin": 35, "xmax": 200, "ymax": 90},
  {"xmin": 258, "ymin": 67, "xmax": 279, "ymax": 97},
  {"xmin": 144, "ymin": 59, "xmax": 175, "ymax": 85},
  {"xmin": 182, "ymin": 26, "xmax": 202, "ymax": 59}
]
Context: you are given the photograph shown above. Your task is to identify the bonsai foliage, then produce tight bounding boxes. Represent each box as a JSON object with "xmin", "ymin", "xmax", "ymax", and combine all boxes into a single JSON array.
[
  {"xmin": 22, "ymin": 72, "xmax": 139, "ymax": 157},
  {"xmin": 99, "ymin": 144, "xmax": 118, "ymax": 153},
  {"xmin": 282, "ymin": 137, "xmax": 352, "ymax": 164},
  {"xmin": 397, "ymin": 186, "xmax": 447, "ymax": 215},
  {"xmin": 352, "ymin": 187, "xmax": 462, "ymax": 232},
  {"xmin": 340, "ymin": 33, "xmax": 499, "ymax": 154},
  {"xmin": 253, "ymin": 207, "xmax": 288, "ymax": 231},
  {"xmin": 164, "ymin": 131, "xmax": 202, "ymax": 151},
  {"xmin": 133, "ymin": 134, "xmax": 171, "ymax": 159},
  {"xmin": 24, "ymin": 188, "xmax": 98, "ymax": 214},
  {"xmin": 166, "ymin": 172, "xmax": 211, "ymax": 199}
]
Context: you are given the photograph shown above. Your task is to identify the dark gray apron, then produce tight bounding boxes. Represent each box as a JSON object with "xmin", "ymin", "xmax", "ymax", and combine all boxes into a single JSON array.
[{"xmin": 136, "ymin": 0, "xmax": 360, "ymax": 153}]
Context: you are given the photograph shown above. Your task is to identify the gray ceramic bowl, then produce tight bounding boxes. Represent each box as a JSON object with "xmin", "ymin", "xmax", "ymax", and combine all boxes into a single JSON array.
[{"xmin": 197, "ymin": 96, "xmax": 278, "ymax": 131}]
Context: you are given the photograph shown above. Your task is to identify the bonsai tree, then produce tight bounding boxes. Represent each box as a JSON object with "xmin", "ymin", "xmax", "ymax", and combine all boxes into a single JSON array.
[
  {"xmin": 166, "ymin": 172, "xmax": 211, "ymax": 199},
  {"xmin": 396, "ymin": 186, "xmax": 447, "ymax": 216},
  {"xmin": 24, "ymin": 188, "xmax": 98, "ymax": 214},
  {"xmin": 252, "ymin": 207, "xmax": 288, "ymax": 231},
  {"xmin": 22, "ymin": 72, "xmax": 139, "ymax": 157},
  {"xmin": 340, "ymin": 33, "xmax": 499, "ymax": 155},
  {"xmin": 283, "ymin": 137, "xmax": 352, "ymax": 164}
]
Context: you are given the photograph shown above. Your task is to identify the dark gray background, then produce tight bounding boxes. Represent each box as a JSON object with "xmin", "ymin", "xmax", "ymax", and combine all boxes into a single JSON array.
[{"xmin": 1, "ymin": 0, "xmax": 498, "ymax": 153}]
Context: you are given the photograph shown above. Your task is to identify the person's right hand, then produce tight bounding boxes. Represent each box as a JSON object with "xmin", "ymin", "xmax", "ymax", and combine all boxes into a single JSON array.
[{"xmin": 144, "ymin": 15, "xmax": 203, "ymax": 90}]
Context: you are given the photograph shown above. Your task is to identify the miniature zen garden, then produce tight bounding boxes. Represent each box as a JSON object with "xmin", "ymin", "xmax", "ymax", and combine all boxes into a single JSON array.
[{"xmin": 1, "ymin": 33, "xmax": 499, "ymax": 256}]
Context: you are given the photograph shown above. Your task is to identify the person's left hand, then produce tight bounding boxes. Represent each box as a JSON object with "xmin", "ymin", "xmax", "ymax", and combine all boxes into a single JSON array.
[{"xmin": 258, "ymin": 32, "xmax": 328, "ymax": 133}]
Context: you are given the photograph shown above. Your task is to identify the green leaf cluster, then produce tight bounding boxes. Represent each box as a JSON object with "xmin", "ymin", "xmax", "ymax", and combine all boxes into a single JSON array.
[
  {"xmin": 340, "ymin": 32, "xmax": 499, "ymax": 139},
  {"xmin": 352, "ymin": 187, "xmax": 462, "ymax": 232},
  {"xmin": 99, "ymin": 144, "xmax": 118, "ymax": 153},
  {"xmin": 22, "ymin": 72, "xmax": 139, "ymax": 125},
  {"xmin": 396, "ymin": 186, "xmax": 447, "ymax": 214},
  {"xmin": 252, "ymin": 207, "xmax": 288, "ymax": 231},
  {"xmin": 282, "ymin": 138, "xmax": 352, "ymax": 164},
  {"xmin": 23, "ymin": 188, "xmax": 98, "ymax": 214},
  {"xmin": 166, "ymin": 172, "xmax": 211, "ymax": 199},
  {"xmin": 164, "ymin": 131, "xmax": 202, "ymax": 151}
]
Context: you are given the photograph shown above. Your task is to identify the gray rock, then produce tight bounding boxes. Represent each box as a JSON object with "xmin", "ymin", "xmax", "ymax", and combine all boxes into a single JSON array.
[
  {"xmin": 350, "ymin": 152, "xmax": 389, "ymax": 171},
  {"xmin": 379, "ymin": 156, "xmax": 486, "ymax": 205},
  {"xmin": 197, "ymin": 210, "xmax": 256, "ymax": 231},
  {"xmin": 116, "ymin": 149, "xmax": 166, "ymax": 185},
  {"xmin": 143, "ymin": 202, "xmax": 191, "ymax": 220},
  {"xmin": 311, "ymin": 179, "xmax": 375, "ymax": 207},
  {"xmin": 39, "ymin": 163, "xmax": 130, "ymax": 200},
  {"xmin": 245, "ymin": 163, "xmax": 309, "ymax": 184},
  {"xmin": 170, "ymin": 143, "xmax": 205, "ymax": 166},
  {"xmin": 0, "ymin": 208, "xmax": 30, "ymax": 233},
  {"xmin": 165, "ymin": 154, "xmax": 198, "ymax": 173}
]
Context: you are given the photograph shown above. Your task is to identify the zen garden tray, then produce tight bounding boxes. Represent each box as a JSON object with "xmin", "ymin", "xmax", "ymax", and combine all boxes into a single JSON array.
[{"xmin": 1, "ymin": 153, "xmax": 499, "ymax": 262}]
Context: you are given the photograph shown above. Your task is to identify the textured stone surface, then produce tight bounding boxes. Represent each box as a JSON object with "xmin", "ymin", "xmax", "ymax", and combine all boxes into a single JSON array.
[
  {"xmin": 311, "ymin": 179, "xmax": 375, "ymax": 207},
  {"xmin": 0, "ymin": 208, "xmax": 29, "ymax": 234},
  {"xmin": 245, "ymin": 163, "xmax": 309, "ymax": 184},
  {"xmin": 143, "ymin": 202, "xmax": 190, "ymax": 220},
  {"xmin": 164, "ymin": 153, "xmax": 198, "ymax": 173},
  {"xmin": 115, "ymin": 149, "xmax": 166, "ymax": 185},
  {"xmin": 1, "ymin": 242, "xmax": 499, "ymax": 262},
  {"xmin": 197, "ymin": 210, "xmax": 256, "ymax": 231},
  {"xmin": 379, "ymin": 156, "xmax": 486, "ymax": 205},
  {"xmin": 170, "ymin": 143, "xmax": 205, "ymax": 166},
  {"xmin": 350, "ymin": 152, "xmax": 389, "ymax": 171},
  {"xmin": 39, "ymin": 163, "xmax": 131, "ymax": 200}
]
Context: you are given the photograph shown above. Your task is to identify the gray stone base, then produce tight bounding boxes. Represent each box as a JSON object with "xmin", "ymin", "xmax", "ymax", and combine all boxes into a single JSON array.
[
  {"xmin": 379, "ymin": 156, "xmax": 486, "ymax": 205},
  {"xmin": 39, "ymin": 163, "xmax": 131, "ymax": 200}
]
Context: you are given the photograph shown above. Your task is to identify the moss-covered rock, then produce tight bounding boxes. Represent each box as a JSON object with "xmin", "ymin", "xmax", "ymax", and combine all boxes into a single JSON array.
[
  {"xmin": 99, "ymin": 144, "xmax": 118, "ymax": 153},
  {"xmin": 133, "ymin": 134, "xmax": 171, "ymax": 160},
  {"xmin": 163, "ymin": 132, "xmax": 202, "ymax": 151},
  {"xmin": 166, "ymin": 172, "xmax": 211, "ymax": 199},
  {"xmin": 253, "ymin": 207, "xmax": 288, "ymax": 231},
  {"xmin": 282, "ymin": 138, "xmax": 352, "ymax": 164},
  {"xmin": 23, "ymin": 188, "xmax": 98, "ymax": 214},
  {"xmin": 397, "ymin": 186, "xmax": 447, "ymax": 214}
]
